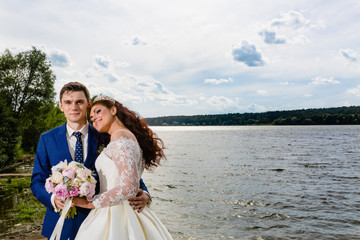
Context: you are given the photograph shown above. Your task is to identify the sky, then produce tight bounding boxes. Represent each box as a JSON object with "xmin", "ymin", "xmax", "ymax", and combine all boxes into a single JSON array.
[{"xmin": 1, "ymin": 0, "xmax": 360, "ymax": 117}]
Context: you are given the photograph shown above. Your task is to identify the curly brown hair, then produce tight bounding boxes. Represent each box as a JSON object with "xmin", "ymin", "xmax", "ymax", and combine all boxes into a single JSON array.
[{"xmin": 92, "ymin": 98, "xmax": 165, "ymax": 169}]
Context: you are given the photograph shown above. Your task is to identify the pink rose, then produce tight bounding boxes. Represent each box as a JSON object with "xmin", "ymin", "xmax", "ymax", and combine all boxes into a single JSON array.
[
  {"xmin": 55, "ymin": 183, "xmax": 69, "ymax": 200},
  {"xmin": 69, "ymin": 186, "xmax": 79, "ymax": 197},
  {"xmin": 86, "ymin": 184, "xmax": 96, "ymax": 201},
  {"xmin": 45, "ymin": 178, "xmax": 54, "ymax": 193},
  {"xmin": 79, "ymin": 181, "xmax": 92, "ymax": 196},
  {"xmin": 63, "ymin": 168, "xmax": 76, "ymax": 179}
]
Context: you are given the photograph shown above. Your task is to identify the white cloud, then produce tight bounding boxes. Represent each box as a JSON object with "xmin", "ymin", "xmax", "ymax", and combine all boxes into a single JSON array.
[
  {"xmin": 232, "ymin": 41, "xmax": 265, "ymax": 67},
  {"xmin": 204, "ymin": 77, "xmax": 233, "ymax": 85},
  {"xmin": 106, "ymin": 73, "xmax": 119, "ymax": 83},
  {"xmin": 94, "ymin": 55, "xmax": 112, "ymax": 68},
  {"xmin": 118, "ymin": 75, "xmax": 198, "ymax": 106},
  {"xmin": 270, "ymin": 11, "xmax": 311, "ymax": 30},
  {"xmin": 310, "ymin": 76, "xmax": 340, "ymax": 85},
  {"xmin": 200, "ymin": 96, "xmax": 240, "ymax": 111},
  {"xmin": 47, "ymin": 48, "xmax": 71, "ymax": 67},
  {"xmin": 280, "ymin": 81, "xmax": 293, "ymax": 86},
  {"xmin": 87, "ymin": 73, "xmax": 198, "ymax": 107},
  {"xmin": 257, "ymin": 89, "xmax": 268, "ymax": 95},
  {"xmin": 259, "ymin": 10, "xmax": 323, "ymax": 45},
  {"xmin": 199, "ymin": 96, "xmax": 268, "ymax": 113},
  {"xmin": 340, "ymin": 48, "xmax": 359, "ymax": 63},
  {"xmin": 132, "ymin": 37, "xmax": 147, "ymax": 46},
  {"xmin": 348, "ymin": 85, "xmax": 360, "ymax": 96},
  {"xmin": 114, "ymin": 61, "xmax": 131, "ymax": 68},
  {"xmin": 88, "ymin": 85, "xmax": 143, "ymax": 103},
  {"xmin": 245, "ymin": 103, "xmax": 267, "ymax": 112},
  {"xmin": 258, "ymin": 30, "xmax": 286, "ymax": 44}
]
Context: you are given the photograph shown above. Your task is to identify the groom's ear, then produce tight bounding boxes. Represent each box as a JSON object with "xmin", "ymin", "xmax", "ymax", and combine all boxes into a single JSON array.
[{"xmin": 59, "ymin": 101, "xmax": 64, "ymax": 112}]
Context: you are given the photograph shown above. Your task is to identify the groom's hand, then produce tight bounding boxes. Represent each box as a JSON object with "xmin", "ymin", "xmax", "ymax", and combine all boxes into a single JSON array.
[
  {"xmin": 129, "ymin": 189, "xmax": 149, "ymax": 213},
  {"xmin": 54, "ymin": 196, "xmax": 65, "ymax": 210}
]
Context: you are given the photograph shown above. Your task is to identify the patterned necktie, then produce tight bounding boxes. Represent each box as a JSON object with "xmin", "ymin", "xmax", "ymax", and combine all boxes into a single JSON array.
[{"xmin": 73, "ymin": 132, "xmax": 83, "ymax": 163}]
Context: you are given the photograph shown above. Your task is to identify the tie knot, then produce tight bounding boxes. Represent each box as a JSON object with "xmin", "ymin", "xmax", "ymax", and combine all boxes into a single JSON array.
[{"xmin": 73, "ymin": 132, "xmax": 82, "ymax": 140}]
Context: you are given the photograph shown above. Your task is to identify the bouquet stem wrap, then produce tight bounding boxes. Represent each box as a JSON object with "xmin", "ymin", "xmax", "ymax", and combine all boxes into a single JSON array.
[{"xmin": 50, "ymin": 197, "xmax": 73, "ymax": 240}]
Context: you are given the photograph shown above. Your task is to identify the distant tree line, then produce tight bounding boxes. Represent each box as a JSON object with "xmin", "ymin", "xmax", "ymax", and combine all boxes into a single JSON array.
[
  {"xmin": 0, "ymin": 47, "xmax": 65, "ymax": 169},
  {"xmin": 145, "ymin": 106, "xmax": 360, "ymax": 126}
]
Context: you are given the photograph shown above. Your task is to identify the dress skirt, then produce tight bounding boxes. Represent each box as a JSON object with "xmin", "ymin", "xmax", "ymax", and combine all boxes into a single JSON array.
[{"xmin": 75, "ymin": 200, "xmax": 173, "ymax": 240}]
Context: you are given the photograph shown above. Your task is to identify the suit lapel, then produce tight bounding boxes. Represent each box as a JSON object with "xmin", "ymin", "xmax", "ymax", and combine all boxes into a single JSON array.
[{"xmin": 56, "ymin": 123, "xmax": 73, "ymax": 163}]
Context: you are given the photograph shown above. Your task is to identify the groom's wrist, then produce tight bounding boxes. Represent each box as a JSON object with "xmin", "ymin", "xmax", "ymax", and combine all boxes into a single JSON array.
[{"xmin": 144, "ymin": 191, "xmax": 152, "ymax": 206}]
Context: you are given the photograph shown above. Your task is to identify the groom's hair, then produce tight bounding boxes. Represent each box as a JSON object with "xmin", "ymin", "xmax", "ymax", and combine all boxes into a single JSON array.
[{"xmin": 60, "ymin": 82, "xmax": 91, "ymax": 102}]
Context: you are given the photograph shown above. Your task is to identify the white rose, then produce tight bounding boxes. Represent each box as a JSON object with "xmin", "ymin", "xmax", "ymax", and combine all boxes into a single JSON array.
[
  {"xmin": 52, "ymin": 160, "xmax": 68, "ymax": 172},
  {"xmin": 71, "ymin": 177, "xmax": 82, "ymax": 187},
  {"xmin": 52, "ymin": 171, "xmax": 64, "ymax": 184},
  {"xmin": 85, "ymin": 168, "xmax": 92, "ymax": 177},
  {"xmin": 68, "ymin": 161, "xmax": 79, "ymax": 169},
  {"xmin": 76, "ymin": 169, "xmax": 88, "ymax": 181}
]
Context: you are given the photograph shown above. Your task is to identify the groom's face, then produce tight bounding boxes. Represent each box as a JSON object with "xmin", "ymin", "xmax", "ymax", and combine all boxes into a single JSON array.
[{"xmin": 60, "ymin": 90, "xmax": 90, "ymax": 126}]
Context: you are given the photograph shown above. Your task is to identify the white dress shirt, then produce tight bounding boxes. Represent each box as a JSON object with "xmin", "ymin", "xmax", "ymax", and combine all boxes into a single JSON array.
[{"xmin": 66, "ymin": 123, "xmax": 89, "ymax": 162}]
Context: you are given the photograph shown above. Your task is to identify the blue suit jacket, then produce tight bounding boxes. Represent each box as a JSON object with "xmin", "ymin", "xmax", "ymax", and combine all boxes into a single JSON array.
[{"xmin": 31, "ymin": 123, "xmax": 148, "ymax": 240}]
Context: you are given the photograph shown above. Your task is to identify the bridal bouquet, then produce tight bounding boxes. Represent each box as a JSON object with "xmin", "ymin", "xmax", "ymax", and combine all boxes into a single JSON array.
[{"xmin": 45, "ymin": 160, "xmax": 97, "ymax": 218}]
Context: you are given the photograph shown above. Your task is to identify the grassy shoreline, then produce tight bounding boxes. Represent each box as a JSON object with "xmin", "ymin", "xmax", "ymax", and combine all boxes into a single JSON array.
[{"xmin": 0, "ymin": 174, "xmax": 46, "ymax": 240}]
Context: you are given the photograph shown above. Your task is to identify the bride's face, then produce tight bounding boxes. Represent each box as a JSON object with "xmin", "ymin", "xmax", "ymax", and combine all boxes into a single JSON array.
[{"xmin": 90, "ymin": 103, "xmax": 115, "ymax": 133}]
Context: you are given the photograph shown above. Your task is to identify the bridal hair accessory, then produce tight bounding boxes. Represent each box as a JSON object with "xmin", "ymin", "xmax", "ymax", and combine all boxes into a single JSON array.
[{"xmin": 93, "ymin": 95, "xmax": 116, "ymax": 104}]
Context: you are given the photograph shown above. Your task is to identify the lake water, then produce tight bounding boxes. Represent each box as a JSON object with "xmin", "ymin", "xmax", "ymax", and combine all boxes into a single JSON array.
[{"xmin": 143, "ymin": 125, "xmax": 360, "ymax": 240}]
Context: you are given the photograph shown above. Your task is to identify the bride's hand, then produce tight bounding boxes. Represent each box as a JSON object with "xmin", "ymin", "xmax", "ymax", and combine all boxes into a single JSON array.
[{"xmin": 72, "ymin": 197, "xmax": 95, "ymax": 209}]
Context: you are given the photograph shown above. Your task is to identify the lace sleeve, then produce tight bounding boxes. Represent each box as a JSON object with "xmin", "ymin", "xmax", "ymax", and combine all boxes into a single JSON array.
[{"xmin": 92, "ymin": 137, "xmax": 140, "ymax": 208}]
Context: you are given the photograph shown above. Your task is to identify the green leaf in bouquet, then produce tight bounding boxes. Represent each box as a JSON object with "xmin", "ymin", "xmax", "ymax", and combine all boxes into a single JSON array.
[
  {"xmin": 63, "ymin": 176, "xmax": 70, "ymax": 183},
  {"xmin": 59, "ymin": 206, "xmax": 78, "ymax": 219}
]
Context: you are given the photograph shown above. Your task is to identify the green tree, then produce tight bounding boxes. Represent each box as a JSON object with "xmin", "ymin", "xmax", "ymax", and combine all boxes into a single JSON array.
[
  {"xmin": 0, "ymin": 47, "xmax": 58, "ymax": 164},
  {"xmin": 0, "ymin": 98, "xmax": 19, "ymax": 168},
  {"xmin": 21, "ymin": 102, "xmax": 66, "ymax": 153},
  {"xmin": 0, "ymin": 47, "xmax": 55, "ymax": 118}
]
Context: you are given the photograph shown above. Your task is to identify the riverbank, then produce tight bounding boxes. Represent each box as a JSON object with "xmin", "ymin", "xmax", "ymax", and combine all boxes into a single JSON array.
[
  {"xmin": 0, "ymin": 154, "xmax": 35, "ymax": 174},
  {"xmin": 0, "ymin": 224, "xmax": 45, "ymax": 240},
  {"xmin": 0, "ymin": 154, "xmax": 46, "ymax": 240}
]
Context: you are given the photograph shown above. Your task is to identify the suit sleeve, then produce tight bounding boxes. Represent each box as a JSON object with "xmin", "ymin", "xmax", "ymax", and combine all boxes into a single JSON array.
[
  {"xmin": 139, "ymin": 178, "xmax": 149, "ymax": 194},
  {"xmin": 30, "ymin": 134, "xmax": 53, "ymax": 210}
]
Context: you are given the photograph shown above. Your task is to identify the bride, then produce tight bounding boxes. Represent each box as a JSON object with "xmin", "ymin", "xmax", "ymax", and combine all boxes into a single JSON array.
[{"xmin": 73, "ymin": 95, "xmax": 173, "ymax": 240}]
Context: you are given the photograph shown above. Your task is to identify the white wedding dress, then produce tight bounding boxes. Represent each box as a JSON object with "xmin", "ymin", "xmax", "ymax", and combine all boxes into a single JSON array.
[{"xmin": 75, "ymin": 137, "xmax": 173, "ymax": 240}]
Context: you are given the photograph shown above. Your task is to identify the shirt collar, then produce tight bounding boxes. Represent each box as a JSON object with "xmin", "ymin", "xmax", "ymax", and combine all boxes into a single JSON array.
[{"xmin": 66, "ymin": 122, "xmax": 89, "ymax": 138}]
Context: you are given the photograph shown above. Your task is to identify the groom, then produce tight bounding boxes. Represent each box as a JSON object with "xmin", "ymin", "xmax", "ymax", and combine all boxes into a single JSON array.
[{"xmin": 31, "ymin": 82, "xmax": 150, "ymax": 240}]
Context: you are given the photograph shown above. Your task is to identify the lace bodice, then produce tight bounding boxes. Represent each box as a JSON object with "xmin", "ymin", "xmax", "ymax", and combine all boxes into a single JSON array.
[{"xmin": 92, "ymin": 137, "xmax": 144, "ymax": 208}]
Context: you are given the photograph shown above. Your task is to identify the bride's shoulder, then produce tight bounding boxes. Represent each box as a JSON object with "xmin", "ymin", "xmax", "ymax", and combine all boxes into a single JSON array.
[
  {"xmin": 110, "ymin": 129, "xmax": 136, "ymax": 143},
  {"xmin": 104, "ymin": 129, "xmax": 139, "ymax": 158}
]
